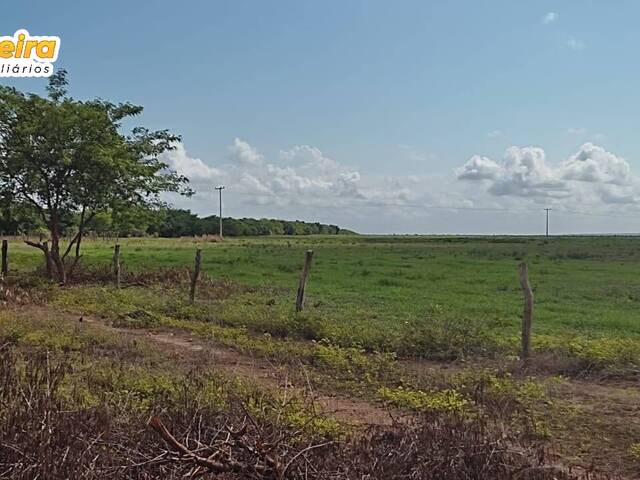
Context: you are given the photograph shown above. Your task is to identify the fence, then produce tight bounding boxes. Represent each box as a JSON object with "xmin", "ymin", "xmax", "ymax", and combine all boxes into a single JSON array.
[{"xmin": 0, "ymin": 239, "xmax": 536, "ymax": 362}]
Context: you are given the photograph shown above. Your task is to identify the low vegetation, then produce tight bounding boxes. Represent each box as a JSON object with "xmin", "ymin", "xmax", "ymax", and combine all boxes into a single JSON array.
[
  {"xmin": 0, "ymin": 309, "xmax": 604, "ymax": 479},
  {"xmin": 2, "ymin": 234, "xmax": 640, "ymax": 477}
]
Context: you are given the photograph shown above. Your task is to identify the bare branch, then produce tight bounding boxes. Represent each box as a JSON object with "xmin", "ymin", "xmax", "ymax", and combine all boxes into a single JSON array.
[{"xmin": 147, "ymin": 416, "xmax": 246, "ymax": 474}]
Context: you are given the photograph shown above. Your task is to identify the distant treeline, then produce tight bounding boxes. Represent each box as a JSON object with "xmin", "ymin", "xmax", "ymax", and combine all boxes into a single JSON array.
[
  {"xmin": 0, "ymin": 203, "xmax": 355, "ymax": 237},
  {"xmin": 151, "ymin": 209, "xmax": 355, "ymax": 237}
]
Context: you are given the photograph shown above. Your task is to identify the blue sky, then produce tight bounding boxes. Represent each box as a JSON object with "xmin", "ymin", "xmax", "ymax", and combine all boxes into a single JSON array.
[{"xmin": 3, "ymin": 1, "xmax": 640, "ymax": 234}]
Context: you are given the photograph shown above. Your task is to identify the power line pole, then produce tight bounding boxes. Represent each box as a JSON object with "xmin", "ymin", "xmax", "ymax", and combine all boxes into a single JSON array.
[
  {"xmin": 215, "ymin": 185, "xmax": 225, "ymax": 239},
  {"xmin": 544, "ymin": 208, "xmax": 551, "ymax": 237}
]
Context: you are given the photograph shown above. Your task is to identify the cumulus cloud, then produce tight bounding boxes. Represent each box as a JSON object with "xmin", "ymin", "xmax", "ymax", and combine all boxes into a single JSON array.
[
  {"xmin": 562, "ymin": 143, "xmax": 631, "ymax": 185},
  {"xmin": 161, "ymin": 143, "xmax": 220, "ymax": 181},
  {"xmin": 165, "ymin": 138, "xmax": 367, "ymax": 205},
  {"xmin": 163, "ymin": 138, "xmax": 640, "ymax": 234},
  {"xmin": 228, "ymin": 137, "xmax": 264, "ymax": 165},
  {"xmin": 456, "ymin": 143, "xmax": 638, "ymax": 206},
  {"xmin": 543, "ymin": 12, "xmax": 558, "ymax": 24},
  {"xmin": 456, "ymin": 155, "xmax": 502, "ymax": 180}
]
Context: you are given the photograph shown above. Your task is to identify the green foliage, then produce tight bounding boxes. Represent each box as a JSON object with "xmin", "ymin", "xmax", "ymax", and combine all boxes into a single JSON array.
[
  {"xmin": 396, "ymin": 311, "xmax": 505, "ymax": 359},
  {"xmin": 113, "ymin": 309, "xmax": 160, "ymax": 328},
  {"xmin": 377, "ymin": 386, "xmax": 470, "ymax": 413},
  {"xmin": 0, "ymin": 70, "xmax": 190, "ymax": 281},
  {"xmin": 453, "ymin": 370, "xmax": 553, "ymax": 439},
  {"xmin": 567, "ymin": 337, "xmax": 640, "ymax": 371},
  {"xmin": 150, "ymin": 208, "xmax": 350, "ymax": 238}
]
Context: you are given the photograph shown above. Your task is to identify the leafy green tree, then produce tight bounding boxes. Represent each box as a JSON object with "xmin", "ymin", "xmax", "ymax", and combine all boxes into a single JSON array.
[
  {"xmin": 110, "ymin": 204, "xmax": 161, "ymax": 237},
  {"xmin": 85, "ymin": 211, "xmax": 112, "ymax": 236},
  {"xmin": 0, "ymin": 196, "xmax": 43, "ymax": 235},
  {"xmin": 0, "ymin": 70, "xmax": 191, "ymax": 282},
  {"xmin": 157, "ymin": 209, "xmax": 201, "ymax": 237}
]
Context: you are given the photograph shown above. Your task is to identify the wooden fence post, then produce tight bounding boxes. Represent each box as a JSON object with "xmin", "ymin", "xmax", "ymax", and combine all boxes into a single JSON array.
[
  {"xmin": 113, "ymin": 244, "xmax": 121, "ymax": 289},
  {"xmin": 1, "ymin": 239, "xmax": 7, "ymax": 277},
  {"xmin": 519, "ymin": 262, "xmax": 534, "ymax": 361},
  {"xmin": 295, "ymin": 250, "xmax": 314, "ymax": 312},
  {"xmin": 189, "ymin": 248, "xmax": 202, "ymax": 304}
]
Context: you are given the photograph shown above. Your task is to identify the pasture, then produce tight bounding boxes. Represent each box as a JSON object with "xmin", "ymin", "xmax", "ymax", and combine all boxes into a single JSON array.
[
  {"xmin": 9, "ymin": 234, "xmax": 640, "ymax": 362},
  {"xmin": 3, "ymin": 234, "xmax": 640, "ymax": 478}
]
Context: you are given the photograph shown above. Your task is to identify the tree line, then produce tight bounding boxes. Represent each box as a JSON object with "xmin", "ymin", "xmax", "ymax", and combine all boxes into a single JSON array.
[
  {"xmin": 149, "ymin": 209, "xmax": 353, "ymax": 237},
  {"xmin": 0, "ymin": 203, "xmax": 354, "ymax": 238}
]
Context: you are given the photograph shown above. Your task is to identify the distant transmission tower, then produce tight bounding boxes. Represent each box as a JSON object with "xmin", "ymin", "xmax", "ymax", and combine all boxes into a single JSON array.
[
  {"xmin": 215, "ymin": 185, "xmax": 225, "ymax": 239},
  {"xmin": 544, "ymin": 208, "xmax": 551, "ymax": 237}
]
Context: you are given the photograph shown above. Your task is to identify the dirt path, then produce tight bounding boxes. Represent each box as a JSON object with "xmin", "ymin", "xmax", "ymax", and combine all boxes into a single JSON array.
[{"xmin": 77, "ymin": 314, "xmax": 395, "ymax": 426}]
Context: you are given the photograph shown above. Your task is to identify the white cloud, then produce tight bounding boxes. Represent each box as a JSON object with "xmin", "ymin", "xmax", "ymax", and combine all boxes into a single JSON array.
[
  {"xmin": 567, "ymin": 36, "xmax": 585, "ymax": 50},
  {"xmin": 228, "ymin": 137, "xmax": 264, "ymax": 165},
  {"xmin": 486, "ymin": 129, "xmax": 502, "ymax": 138},
  {"xmin": 597, "ymin": 184, "xmax": 636, "ymax": 204},
  {"xmin": 456, "ymin": 155, "xmax": 502, "ymax": 180},
  {"xmin": 543, "ymin": 12, "xmax": 558, "ymax": 24},
  {"xmin": 161, "ymin": 143, "xmax": 220, "ymax": 181},
  {"xmin": 170, "ymin": 139, "xmax": 368, "ymax": 203},
  {"xmin": 163, "ymin": 139, "xmax": 640, "ymax": 234},
  {"xmin": 456, "ymin": 143, "xmax": 638, "ymax": 206},
  {"xmin": 163, "ymin": 139, "xmax": 462, "ymax": 223},
  {"xmin": 488, "ymin": 146, "xmax": 568, "ymax": 198},
  {"xmin": 567, "ymin": 127, "xmax": 587, "ymax": 135},
  {"xmin": 562, "ymin": 143, "xmax": 631, "ymax": 185}
]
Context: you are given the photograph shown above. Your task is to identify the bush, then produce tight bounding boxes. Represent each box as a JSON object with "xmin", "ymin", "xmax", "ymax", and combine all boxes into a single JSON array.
[{"xmin": 397, "ymin": 313, "xmax": 503, "ymax": 359}]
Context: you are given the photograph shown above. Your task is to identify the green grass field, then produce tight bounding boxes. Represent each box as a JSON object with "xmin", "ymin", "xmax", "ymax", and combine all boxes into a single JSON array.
[{"xmin": 8, "ymin": 234, "xmax": 640, "ymax": 367}]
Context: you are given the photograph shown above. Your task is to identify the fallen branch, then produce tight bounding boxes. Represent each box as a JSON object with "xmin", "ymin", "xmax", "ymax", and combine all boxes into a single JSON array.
[{"xmin": 147, "ymin": 416, "xmax": 246, "ymax": 474}]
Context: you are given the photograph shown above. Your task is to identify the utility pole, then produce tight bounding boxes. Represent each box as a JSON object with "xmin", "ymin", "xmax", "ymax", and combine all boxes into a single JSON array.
[
  {"xmin": 544, "ymin": 208, "xmax": 551, "ymax": 237},
  {"xmin": 215, "ymin": 186, "xmax": 225, "ymax": 239}
]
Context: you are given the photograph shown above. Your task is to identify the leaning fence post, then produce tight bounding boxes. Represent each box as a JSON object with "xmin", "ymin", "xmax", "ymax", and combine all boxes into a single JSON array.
[
  {"xmin": 295, "ymin": 250, "xmax": 314, "ymax": 312},
  {"xmin": 519, "ymin": 262, "xmax": 534, "ymax": 361},
  {"xmin": 189, "ymin": 248, "xmax": 202, "ymax": 304},
  {"xmin": 113, "ymin": 244, "xmax": 121, "ymax": 289},
  {"xmin": 1, "ymin": 239, "xmax": 7, "ymax": 277}
]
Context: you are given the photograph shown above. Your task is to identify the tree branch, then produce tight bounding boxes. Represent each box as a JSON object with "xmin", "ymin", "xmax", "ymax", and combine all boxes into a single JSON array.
[
  {"xmin": 61, "ymin": 210, "xmax": 95, "ymax": 260},
  {"xmin": 147, "ymin": 416, "xmax": 246, "ymax": 474},
  {"xmin": 24, "ymin": 240, "xmax": 46, "ymax": 252},
  {"xmin": 61, "ymin": 231, "xmax": 81, "ymax": 260}
]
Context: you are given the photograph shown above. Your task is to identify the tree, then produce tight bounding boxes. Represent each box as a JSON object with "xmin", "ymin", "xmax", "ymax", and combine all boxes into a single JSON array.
[
  {"xmin": 0, "ymin": 196, "xmax": 43, "ymax": 235},
  {"xmin": 157, "ymin": 209, "xmax": 201, "ymax": 237},
  {"xmin": 0, "ymin": 70, "xmax": 191, "ymax": 283}
]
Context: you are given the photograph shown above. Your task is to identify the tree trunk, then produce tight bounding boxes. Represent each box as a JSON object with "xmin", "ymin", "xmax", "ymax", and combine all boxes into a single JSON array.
[
  {"xmin": 49, "ymin": 213, "xmax": 66, "ymax": 284},
  {"xmin": 1, "ymin": 239, "xmax": 7, "ymax": 277},
  {"xmin": 74, "ymin": 208, "xmax": 86, "ymax": 261},
  {"xmin": 43, "ymin": 241, "xmax": 53, "ymax": 279},
  {"xmin": 189, "ymin": 248, "xmax": 202, "ymax": 304},
  {"xmin": 113, "ymin": 244, "xmax": 121, "ymax": 289},
  {"xmin": 68, "ymin": 211, "xmax": 85, "ymax": 276}
]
